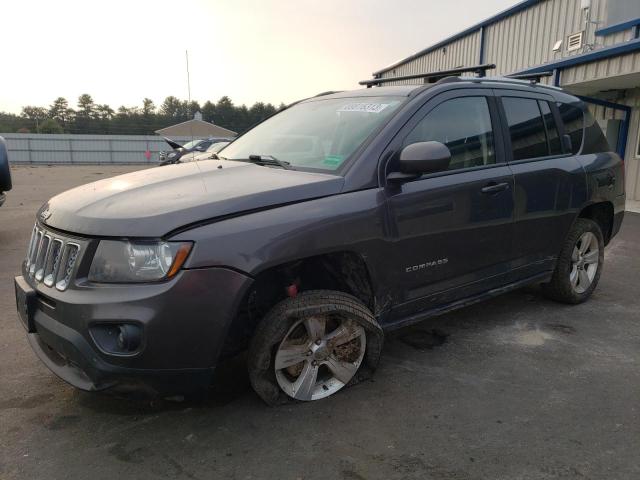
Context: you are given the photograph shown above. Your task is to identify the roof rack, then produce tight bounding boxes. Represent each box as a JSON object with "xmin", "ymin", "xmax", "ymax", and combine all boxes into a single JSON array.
[
  {"xmin": 505, "ymin": 71, "xmax": 554, "ymax": 83},
  {"xmin": 314, "ymin": 90, "xmax": 343, "ymax": 97},
  {"xmin": 359, "ymin": 64, "xmax": 496, "ymax": 88}
]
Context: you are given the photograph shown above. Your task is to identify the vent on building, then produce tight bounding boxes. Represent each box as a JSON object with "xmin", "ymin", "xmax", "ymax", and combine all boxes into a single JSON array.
[{"xmin": 567, "ymin": 32, "xmax": 583, "ymax": 51}]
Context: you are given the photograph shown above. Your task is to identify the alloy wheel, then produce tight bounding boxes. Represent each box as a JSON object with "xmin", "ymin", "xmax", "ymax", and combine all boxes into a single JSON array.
[
  {"xmin": 274, "ymin": 315, "xmax": 366, "ymax": 401},
  {"xmin": 570, "ymin": 231, "xmax": 600, "ymax": 294}
]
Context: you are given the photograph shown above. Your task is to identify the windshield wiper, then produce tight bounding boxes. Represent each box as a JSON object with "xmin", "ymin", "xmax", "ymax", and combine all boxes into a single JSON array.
[{"xmin": 247, "ymin": 154, "xmax": 293, "ymax": 170}]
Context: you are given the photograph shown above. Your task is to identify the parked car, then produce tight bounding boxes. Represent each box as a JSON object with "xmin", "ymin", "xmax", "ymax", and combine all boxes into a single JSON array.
[
  {"xmin": 175, "ymin": 141, "xmax": 231, "ymax": 163},
  {"xmin": 15, "ymin": 73, "xmax": 624, "ymax": 404},
  {"xmin": 0, "ymin": 136, "xmax": 12, "ymax": 207},
  {"xmin": 158, "ymin": 137, "xmax": 233, "ymax": 165}
]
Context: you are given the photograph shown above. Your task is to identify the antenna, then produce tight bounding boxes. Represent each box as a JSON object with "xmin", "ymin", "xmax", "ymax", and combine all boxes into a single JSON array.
[
  {"xmin": 185, "ymin": 49, "xmax": 196, "ymax": 162},
  {"xmin": 184, "ymin": 49, "xmax": 204, "ymax": 177},
  {"xmin": 186, "ymin": 50, "xmax": 192, "ymax": 105}
]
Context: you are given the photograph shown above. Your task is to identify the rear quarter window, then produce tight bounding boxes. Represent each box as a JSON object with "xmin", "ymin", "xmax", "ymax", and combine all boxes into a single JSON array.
[
  {"xmin": 582, "ymin": 108, "xmax": 611, "ymax": 154},
  {"xmin": 557, "ymin": 103, "xmax": 584, "ymax": 154}
]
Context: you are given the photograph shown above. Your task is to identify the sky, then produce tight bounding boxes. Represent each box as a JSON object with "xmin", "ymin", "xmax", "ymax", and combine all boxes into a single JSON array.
[{"xmin": 0, "ymin": 0, "xmax": 516, "ymax": 114}]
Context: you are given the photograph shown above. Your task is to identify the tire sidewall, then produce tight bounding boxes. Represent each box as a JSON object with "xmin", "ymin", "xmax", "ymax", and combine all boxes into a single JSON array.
[
  {"xmin": 552, "ymin": 218, "xmax": 605, "ymax": 304},
  {"xmin": 247, "ymin": 291, "xmax": 381, "ymax": 406}
]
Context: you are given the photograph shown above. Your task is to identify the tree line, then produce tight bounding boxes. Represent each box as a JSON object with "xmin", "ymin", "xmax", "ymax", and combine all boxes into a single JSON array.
[{"xmin": 0, "ymin": 94, "xmax": 284, "ymax": 136}]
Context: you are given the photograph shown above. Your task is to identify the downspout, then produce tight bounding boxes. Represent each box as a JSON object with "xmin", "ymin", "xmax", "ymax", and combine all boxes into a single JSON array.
[{"xmin": 478, "ymin": 27, "xmax": 486, "ymax": 76}]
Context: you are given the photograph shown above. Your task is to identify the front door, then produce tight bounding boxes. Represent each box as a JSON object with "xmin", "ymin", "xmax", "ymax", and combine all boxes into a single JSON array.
[{"xmin": 383, "ymin": 90, "xmax": 515, "ymax": 319}]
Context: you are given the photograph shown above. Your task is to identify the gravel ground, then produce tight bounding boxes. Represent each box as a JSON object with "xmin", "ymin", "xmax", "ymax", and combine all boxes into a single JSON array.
[{"xmin": 1, "ymin": 165, "xmax": 639, "ymax": 480}]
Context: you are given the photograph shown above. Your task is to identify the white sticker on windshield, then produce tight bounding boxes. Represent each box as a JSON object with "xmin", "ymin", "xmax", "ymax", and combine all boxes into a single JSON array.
[{"xmin": 338, "ymin": 103, "xmax": 390, "ymax": 114}]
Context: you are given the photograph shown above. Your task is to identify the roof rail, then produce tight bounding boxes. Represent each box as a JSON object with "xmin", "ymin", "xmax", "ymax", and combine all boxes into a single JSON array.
[
  {"xmin": 314, "ymin": 90, "xmax": 343, "ymax": 97},
  {"xmin": 505, "ymin": 71, "xmax": 554, "ymax": 83},
  {"xmin": 359, "ymin": 64, "xmax": 496, "ymax": 88}
]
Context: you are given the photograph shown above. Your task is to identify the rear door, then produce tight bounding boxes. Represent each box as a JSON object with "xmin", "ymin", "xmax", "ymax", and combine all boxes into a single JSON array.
[
  {"xmin": 495, "ymin": 90, "xmax": 586, "ymax": 278},
  {"xmin": 383, "ymin": 89, "xmax": 515, "ymax": 319}
]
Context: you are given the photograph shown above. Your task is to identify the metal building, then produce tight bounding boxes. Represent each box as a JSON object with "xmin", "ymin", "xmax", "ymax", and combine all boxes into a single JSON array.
[{"xmin": 370, "ymin": 0, "xmax": 640, "ymax": 210}]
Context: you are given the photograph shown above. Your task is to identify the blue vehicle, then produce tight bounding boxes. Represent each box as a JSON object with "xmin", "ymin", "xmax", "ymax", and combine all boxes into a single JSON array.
[
  {"xmin": 0, "ymin": 136, "xmax": 11, "ymax": 207},
  {"xmin": 15, "ymin": 65, "xmax": 624, "ymax": 404}
]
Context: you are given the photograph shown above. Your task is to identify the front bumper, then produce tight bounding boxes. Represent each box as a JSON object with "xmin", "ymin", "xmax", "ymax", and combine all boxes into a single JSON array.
[{"xmin": 16, "ymin": 267, "xmax": 253, "ymax": 395}]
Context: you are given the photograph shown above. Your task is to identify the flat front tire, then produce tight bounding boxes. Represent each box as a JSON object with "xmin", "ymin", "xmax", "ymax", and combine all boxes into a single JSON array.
[{"xmin": 247, "ymin": 290, "xmax": 383, "ymax": 405}]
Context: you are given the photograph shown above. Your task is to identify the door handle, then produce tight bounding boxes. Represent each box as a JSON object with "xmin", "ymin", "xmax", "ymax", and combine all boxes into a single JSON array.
[{"xmin": 481, "ymin": 182, "xmax": 510, "ymax": 194}]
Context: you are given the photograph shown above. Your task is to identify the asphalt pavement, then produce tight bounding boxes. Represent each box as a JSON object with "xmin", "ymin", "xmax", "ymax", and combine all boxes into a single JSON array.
[{"xmin": 1, "ymin": 165, "xmax": 639, "ymax": 480}]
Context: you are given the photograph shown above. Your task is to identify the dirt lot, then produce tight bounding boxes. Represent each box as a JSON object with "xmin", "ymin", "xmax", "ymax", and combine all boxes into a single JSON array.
[{"xmin": 1, "ymin": 165, "xmax": 639, "ymax": 480}]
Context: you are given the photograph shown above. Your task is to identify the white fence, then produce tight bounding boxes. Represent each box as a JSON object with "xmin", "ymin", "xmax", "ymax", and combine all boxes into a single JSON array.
[{"xmin": 0, "ymin": 133, "xmax": 196, "ymax": 164}]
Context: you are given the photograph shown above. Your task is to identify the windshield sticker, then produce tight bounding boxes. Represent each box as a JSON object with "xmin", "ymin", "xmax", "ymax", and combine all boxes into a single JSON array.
[
  {"xmin": 323, "ymin": 155, "xmax": 345, "ymax": 167},
  {"xmin": 338, "ymin": 103, "xmax": 390, "ymax": 114}
]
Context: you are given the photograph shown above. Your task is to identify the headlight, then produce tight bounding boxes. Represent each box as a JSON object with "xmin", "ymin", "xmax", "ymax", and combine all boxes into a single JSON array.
[
  {"xmin": 167, "ymin": 152, "xmax": 177, "ymax": 158},
  {"xmin": 88, "ymin": 240, "xmax": 192, "ymax": 283}
]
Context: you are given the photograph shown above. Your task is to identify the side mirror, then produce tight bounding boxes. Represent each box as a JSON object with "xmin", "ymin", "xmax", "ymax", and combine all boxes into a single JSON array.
[
  {"xmin": 195, "ymin": 146, "xmax": 206, "ymax": 152},
  {"xmin": 561, "ymin": 134, "xmax": 573, "ymax": 153},
  {"xmin": 388, "ymin": 141, "xmax": 451, "ymax": 182}
]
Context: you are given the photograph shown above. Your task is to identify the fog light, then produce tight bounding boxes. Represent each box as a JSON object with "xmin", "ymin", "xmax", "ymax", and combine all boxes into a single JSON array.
[
  {"xmin": 116, "ymin": 324, "xmax": 141, "ymax": 352},
  {"xmin": 90, "ymin": 323, "xmax": 142, "ymax": 355}
]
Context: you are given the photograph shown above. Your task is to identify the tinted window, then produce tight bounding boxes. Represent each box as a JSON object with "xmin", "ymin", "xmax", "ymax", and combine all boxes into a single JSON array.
[
  {"xmin": 502, "ymin": 97, "xmax": 549, "ymax": 160},
  {"xmin": 557, "ymin": 103, "xmax": 584, "ymax": 154},
  {"xmin": 403, "ymin": 97, "xmax": 495, "ymax": 170},
  {"xmin": 583, "ymin": 108, "xmax": 611, "ymax": 154},
  {"xmin": 539, "ymin": 101, "xmax": 562, "ymax": 155},
  {"xmin": 220, "ymin": 96, "xmax": 404, "ymax": 171}
]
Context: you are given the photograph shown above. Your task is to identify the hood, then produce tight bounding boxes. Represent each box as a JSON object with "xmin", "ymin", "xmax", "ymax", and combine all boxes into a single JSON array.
[
  {"xmin": 40, "ymin": 160, "xmax": 344, "ymax": 237},
  {"xmin": 162, "ymin": 137, "xmax": 184, "ymax": 150}
]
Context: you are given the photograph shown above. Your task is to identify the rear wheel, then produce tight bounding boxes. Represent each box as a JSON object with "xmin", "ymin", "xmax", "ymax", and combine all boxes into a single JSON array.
[
  {"xmin": 542, "ymin": 218, "xmax": 604, "ymax": 304},
  {"xmin": 247, "ymin": 290, "xmax": 382, "ymax": 405}
]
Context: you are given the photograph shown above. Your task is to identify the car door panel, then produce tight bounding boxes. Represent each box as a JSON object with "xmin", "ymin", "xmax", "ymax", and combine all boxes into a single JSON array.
[
  {"xmin": 379, "ymin": 90, "xmax": 515, "ymax": 320},
  {"xmin": 495, "ymin": 90, "xmax": 587, "ymax": 277}
]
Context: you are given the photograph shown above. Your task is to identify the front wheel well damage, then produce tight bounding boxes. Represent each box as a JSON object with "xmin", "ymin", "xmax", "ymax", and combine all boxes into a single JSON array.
[{"xmin": 220, "ymin": 252, "xmax": 376, "ymax": 357}]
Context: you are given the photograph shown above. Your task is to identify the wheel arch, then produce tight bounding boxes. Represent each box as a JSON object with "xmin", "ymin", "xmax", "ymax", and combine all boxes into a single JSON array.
[
  {"xmin": 577, "ymin": 201, "xmax": 614, "ymax": 245},
  {"xmin": 220, "ymin": 250, "xmax": 378, "ymax": 358}
]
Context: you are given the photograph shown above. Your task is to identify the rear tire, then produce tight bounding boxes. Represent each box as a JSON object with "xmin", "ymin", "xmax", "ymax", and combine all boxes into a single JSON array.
[
  {"xmin": 247, "ymin": 290, "xmax": 383, "ymax": 406},
  {"xmin": 542, "ymin": 218, "xmax": 604, "ymax": 304}
]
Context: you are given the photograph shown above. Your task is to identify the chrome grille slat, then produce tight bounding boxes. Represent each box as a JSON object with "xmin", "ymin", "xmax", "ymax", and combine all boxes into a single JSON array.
[
  {"xmin": 55, "ymin": 243, "xmax": 80, "ymax": 291},
  {"xmin": 25, "ymin": 227, "xmax": 37, "ymax": 267},
  {"xmin": 34, "ymin": 235, "xmax": 51, "ymax": 281},
  {"xmin": 28, "ymin": 230, "xmax": 43, "ymax": 276},
  {"xmin": 25, "ymin": 222, "xmax": 81, "ymax": 291},
  {"xmin": 44, "ymin": 239, "xmax": 64, "ymax": 287}
]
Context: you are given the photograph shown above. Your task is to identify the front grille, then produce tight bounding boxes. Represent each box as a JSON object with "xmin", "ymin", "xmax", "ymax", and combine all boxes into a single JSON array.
[{"xmin": 25, "ymin": 224, "xmax": 82, "ymax": 291}]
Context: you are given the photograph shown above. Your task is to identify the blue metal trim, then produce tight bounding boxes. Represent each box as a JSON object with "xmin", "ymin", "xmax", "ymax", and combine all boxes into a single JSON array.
[
  {"xmin": 595, "ymin": 17, "xmax": 640, "ymax": 37},
  {"xmin": 372, "ymin": 0, "xmax": 542, "ymax": 75},
  {"xmin": 512, "ymin": 38, "xmax": 640, "ymax": 75},
  {"xmin": 577, "ymin": 95, "xmax": 631, "ymax": 158},
  {"xmin": 635, "ymin": 24, "xmax": 640, "ymax": 39}
]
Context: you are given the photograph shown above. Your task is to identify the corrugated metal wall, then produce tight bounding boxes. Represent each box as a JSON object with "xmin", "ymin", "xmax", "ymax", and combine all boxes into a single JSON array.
[
  {"xmin": 1, "ymin": 133, "xmax": 195, "ymax": 164},
  {"xmin": 379, "ymin": 30, "xmax": 481, "ymax": 85},
  {"xmin": 376, "ymin": 0, "xmax": 637, "ymax": 81},
  {"xmin": 561, "ymin": 51, "xmax": 640, "ymax": 85}
]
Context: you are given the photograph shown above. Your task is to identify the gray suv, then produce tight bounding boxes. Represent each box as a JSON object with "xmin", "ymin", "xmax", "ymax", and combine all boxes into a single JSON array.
[{"xmin": 14, "ymin": 69, "xmax": 625, "ymax": 404}]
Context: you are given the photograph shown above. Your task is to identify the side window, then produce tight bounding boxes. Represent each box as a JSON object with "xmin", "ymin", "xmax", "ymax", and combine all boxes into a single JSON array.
[
  {"xmin": 538, "ymin": 101, "xmax": 562, "ymax": 155},
  {"xmin": 403, "ymin": 97, "xmax": 496, "ymax": 171},
  {"xmin": 557, "ymin": 103, "xmax": 584, "ymax": 154},
  {"xmin": 502, "ymin": 97, "xmax": 549, "ymax": 160}
]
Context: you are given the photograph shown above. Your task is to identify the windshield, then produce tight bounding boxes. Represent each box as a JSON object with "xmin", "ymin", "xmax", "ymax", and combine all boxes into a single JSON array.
[
  {"xmin": 220, "ymin": 96, "xmax": 404, "ymax": 171},
  {"xmin": 181, "ymin": 139, "xmax": 203, "ymax": 150},
  {"xmin": 208, "ymin": 141, "xmax": 229, "ymax": 153}
]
